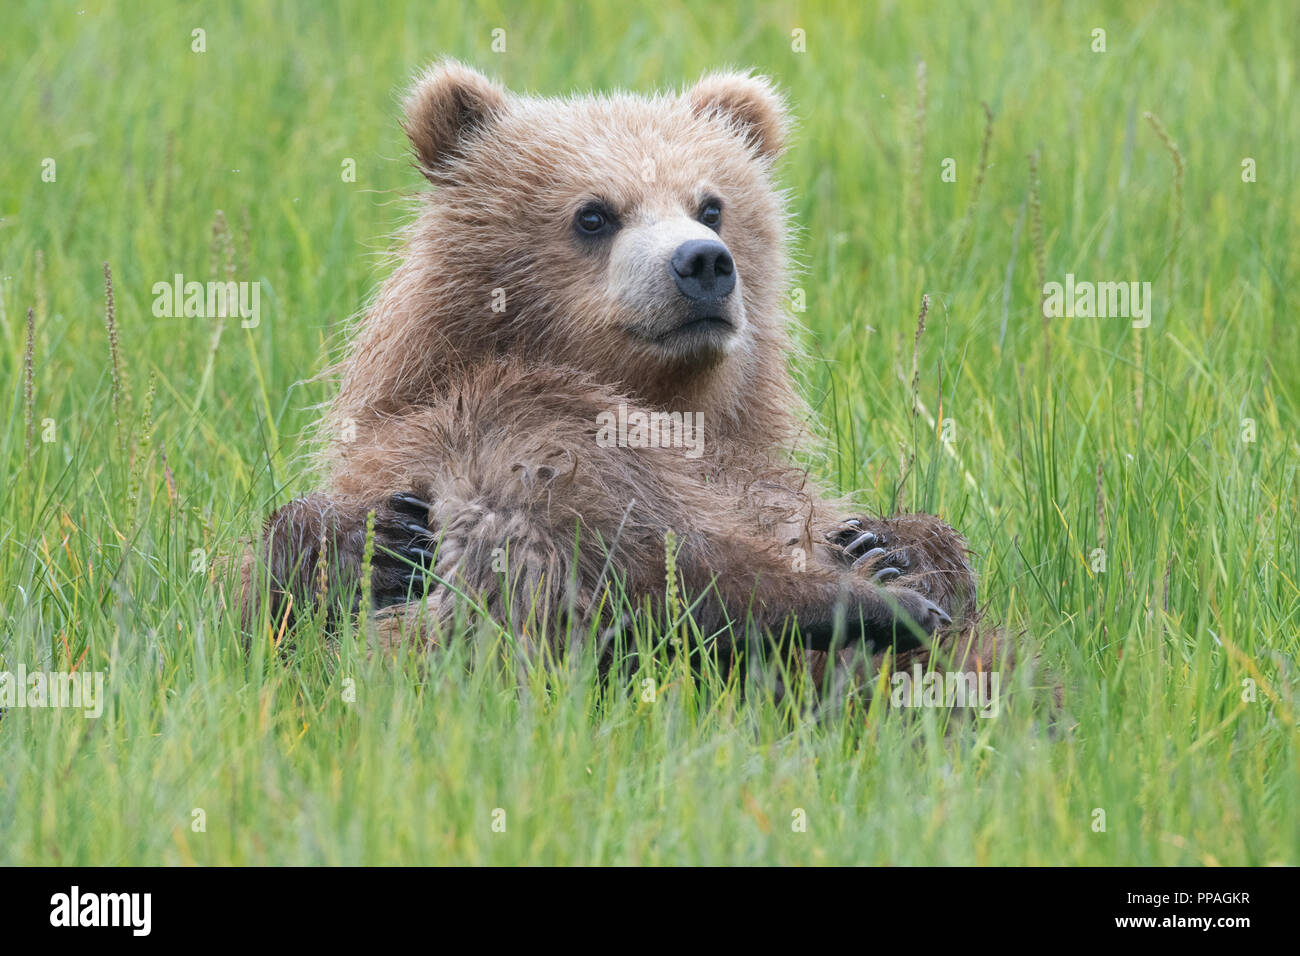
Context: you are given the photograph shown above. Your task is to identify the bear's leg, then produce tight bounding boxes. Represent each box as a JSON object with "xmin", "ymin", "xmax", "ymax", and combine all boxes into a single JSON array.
[
  {"xmin": 808, "ymin": 512, "xmax": 1006, "ymax": 697},
  {"xmin": 254, "ymin": 362, "xmax": 957, "ymax": 662},
  {"xmin": 238, "ymin": 495, "xmax": 965, "ymax": 674},
  {"xmin": 365, "ymin": 484, "xmax": 952, "ymax": 663},
  {"xmin": 823, "ymin": 512, "xmax": 977, "ymax": 628},
  {"xmin": 235, "ymin": 491, "xmax": 449, "ymax": 637}
]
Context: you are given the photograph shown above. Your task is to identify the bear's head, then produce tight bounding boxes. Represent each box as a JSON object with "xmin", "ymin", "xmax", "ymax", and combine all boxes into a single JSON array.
[{"xmin": 339, "ymin": 61, "xmax": 802, "ymax": 441}]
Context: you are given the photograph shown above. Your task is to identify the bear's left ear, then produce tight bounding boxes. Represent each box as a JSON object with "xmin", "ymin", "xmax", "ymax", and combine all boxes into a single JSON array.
[
  {"xmin": 687, "ymin": 71, "xmax": 789, "ymax": 159},
  {"xmin": 403, "ymin": 60, "xmax": 507, "ymax": 179}
]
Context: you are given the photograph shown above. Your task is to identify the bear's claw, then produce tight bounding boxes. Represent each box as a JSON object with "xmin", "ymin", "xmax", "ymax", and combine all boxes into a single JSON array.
[
  {"xmin": 830, "ymin": 519, "xmax": 910, "ymax": 579},
  {"xmin": 852, "ymin": 545, "xmax": 888, "ymax": 568},
  {"xmin": 369, "ymin": 492, "xmax": 437, "ymax": 607},
  {"xmin": 844, "ymin": 530, "xmax": 881, "ymax": 553},
  {"xmin": 390, "ymin": 493, "xmax": 433, "ymax": 516},
  {"xmin": 919, "ymin": 596, "xmax": 953, "ymax": 630}
]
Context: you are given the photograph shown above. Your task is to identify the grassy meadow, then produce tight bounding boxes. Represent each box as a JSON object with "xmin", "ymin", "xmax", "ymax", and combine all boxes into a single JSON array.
[{"xmin": 1, "ymin": 0, "xmax": 1297, "ymax": 864}]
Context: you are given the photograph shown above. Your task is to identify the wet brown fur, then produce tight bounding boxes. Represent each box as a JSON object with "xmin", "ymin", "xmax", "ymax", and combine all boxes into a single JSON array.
[{"xmin": 238, "ymin": 61, "xmax": 1003, "ymax": 686}]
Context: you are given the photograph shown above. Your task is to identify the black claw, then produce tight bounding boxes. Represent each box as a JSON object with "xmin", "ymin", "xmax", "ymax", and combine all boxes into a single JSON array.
[
  {"xmin": 844, "ymin": 530, "xmax": 881, "ymax": 554},
  {"xmin": 390, "ymin": 493, "xmax": 432, "ymax": 517},
  {"xmin": 370, "ymin": 500, "xmax": 438, "ymax": 608},
  {"xmin": 872, "ymin": 566, "xmax": 902, "ymax": 583},
  {"xmin": 377, "ymin": 560, "xmax": 433, "ymax": 606},
  {"xmin": 921, "ymin": 599, "xmax": 951, "ymax": 630},
  {"xmin": 851, "ymin": 546, "xmax": 889, "ymax": 569},
  {"xmin": 407, "ymin": 546, "xmax": 437, "ymax": 565}
]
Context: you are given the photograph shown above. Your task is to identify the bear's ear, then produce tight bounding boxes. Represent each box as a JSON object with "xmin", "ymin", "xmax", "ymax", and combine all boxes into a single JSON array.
[
  {"xmin": 403, "ymin": 60, "xmax": 507, "ymax": 177},
  {"xmin": 687, "ymin": 71, "xmax": 789, "ymax": 159}
]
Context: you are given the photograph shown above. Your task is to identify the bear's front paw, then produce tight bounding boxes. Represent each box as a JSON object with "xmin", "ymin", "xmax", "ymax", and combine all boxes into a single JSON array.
[
  {"xmin": 855, "ymin": 586, "xmax": 951, "ymax": 652},
  {"xmin": 799, "ymin": 583, "xmax": 952, "ymax": 655},
  {"xmin": 887, "ymin": 586, "xmax": 952, "ymax": 635},
  {"xmin": 827, "ymin": 517, "xmax": 910, "ymax": 582},
  {"xmin": 369, "ymin": 492, "xmax": 438, "ymax": 608}
]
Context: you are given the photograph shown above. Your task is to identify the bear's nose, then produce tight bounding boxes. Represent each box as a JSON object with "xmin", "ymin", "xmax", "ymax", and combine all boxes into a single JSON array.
[{"xmin": 670, "ymin": 239, "xmax": 736, "ymax": 303}]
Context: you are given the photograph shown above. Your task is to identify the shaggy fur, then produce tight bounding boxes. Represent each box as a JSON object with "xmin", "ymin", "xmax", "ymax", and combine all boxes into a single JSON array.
[{"xmin": 239, "ymin": 60, "xmax": 1000, "ymax": 683}]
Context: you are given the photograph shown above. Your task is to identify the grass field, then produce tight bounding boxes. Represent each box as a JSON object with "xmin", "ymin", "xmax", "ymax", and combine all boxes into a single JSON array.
[{"xmin": 2, "ymin": 0, "xmax": 1297, "ymax": 865}]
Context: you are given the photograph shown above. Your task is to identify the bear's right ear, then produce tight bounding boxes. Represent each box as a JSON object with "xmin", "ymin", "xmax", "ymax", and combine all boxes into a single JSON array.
[
  {"xmin": 687, "ymin": 71, "xmax": 789, "ymax": 160},
  {"xmin": 402, "ymin": 60, "xmax": 507, "ymax": 178}
]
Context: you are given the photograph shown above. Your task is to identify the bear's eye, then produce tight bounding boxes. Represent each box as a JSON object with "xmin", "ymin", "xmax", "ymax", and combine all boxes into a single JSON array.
[
  {"xmin": 574, "ymin": 202, "xmax": 616, "ymax": 237},
  {"xmin": 698, "ymin": 199, "xmax": 723, "ymax": 230}
]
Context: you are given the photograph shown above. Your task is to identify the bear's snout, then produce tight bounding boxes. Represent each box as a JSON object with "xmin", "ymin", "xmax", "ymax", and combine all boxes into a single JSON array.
[{"xmin": 670, "ymin": 239, "xmax": 735, "ymax": 304}]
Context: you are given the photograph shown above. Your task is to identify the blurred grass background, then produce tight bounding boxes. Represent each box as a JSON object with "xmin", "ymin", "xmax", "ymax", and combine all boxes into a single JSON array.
[{"xmin": 1, "ymin": 0, "xmax": 1297, "ymax": 864}]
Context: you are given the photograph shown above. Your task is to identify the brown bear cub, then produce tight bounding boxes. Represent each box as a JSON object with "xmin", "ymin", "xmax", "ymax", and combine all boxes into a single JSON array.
[{"xmin": 240, "ymin": 61, "xmax": 992, "ymax": 682}]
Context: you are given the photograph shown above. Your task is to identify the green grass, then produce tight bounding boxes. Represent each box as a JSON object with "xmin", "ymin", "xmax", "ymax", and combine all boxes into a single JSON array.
[{"xmin": 2, "ymin": 0, "xmax": 1297, "ymax": 865}]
